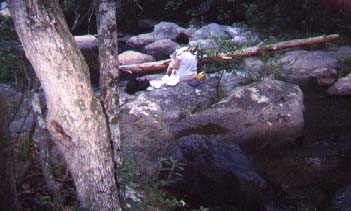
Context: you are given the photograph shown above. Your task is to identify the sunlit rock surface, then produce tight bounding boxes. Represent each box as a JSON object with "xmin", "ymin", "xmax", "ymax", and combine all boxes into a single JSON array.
[
  {"xmin": 278, "ymin": 46, "xmax": 351, "ymax": 83},
  {"xmin": 118, "ymin": 50, "xmax": 155, "ymax": 65},
  {"xmin": 168, "ymin": 80, "xmax": 304, "ymax": 145}
]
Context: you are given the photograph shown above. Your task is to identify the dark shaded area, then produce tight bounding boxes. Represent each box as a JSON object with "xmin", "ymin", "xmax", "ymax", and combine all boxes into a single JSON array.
[
  {"xmin": 58, "ymin": 0, "xmax": 351, "ymax": 35},
  {"xmin": 241, "ymin": 81, "xmax": 351, "ymax": 210},
  {"xmin": 0, "ymin": 94, "xmax": 18, "ymax": 211},
  {"xmin": 172, "ymin": 135, "xmax": 268, "ymax": 211},
  {"xmin": 125, "ymin": 78, "xmax": 150, "ymax": 95},
  {"xmin": 174, "ymin": 123, "xmax": 229, "ymax": 140}
]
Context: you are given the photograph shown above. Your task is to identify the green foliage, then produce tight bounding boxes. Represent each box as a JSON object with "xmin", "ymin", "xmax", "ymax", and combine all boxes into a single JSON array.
[
  {"xmin": 0, "ymin": 15, "xmax": 27, "ymax": 84},
  {"xmin": 245, "ymin": 53, "xmax": 287, "ymax": 84},
  {"xmin": 18, "ymin": 135, "xmax": 31, "ymax": 161},
  {"xmin": 163, "ymin": 0, "xmax": 246, "ymax": 24},
  {"xmin": 0, "ymin": 50, "xmax": 26, "ymax": 84},
  {"xmin": 119, "ymin": 157, "xmax": 186, "ymax": 211},
  {"xmin": 72, "ymin": 201, "xmax": 89, "ymax": 211},
  {"xmin": 245, "ymin": 0, "xmax": 351, "ymax": 34},
  {"xmin": 0, "ymin": 15, "xmax": 17, "ymax": 41},
  {"xmin": 336, "ymin": 56, "xmax": 351, "ymax": 78}
]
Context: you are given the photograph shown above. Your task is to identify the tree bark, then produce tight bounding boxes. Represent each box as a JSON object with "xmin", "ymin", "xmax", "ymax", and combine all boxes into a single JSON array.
[
  {"xmin": 95, "ymin": 0, "xmax": 122, "ymax": 174},
  {"xmin": 118, "ymin": 34, "xmax": 339, "ymax": 74},
  {"xmin": 119, "ymin": 59, "xmax": 171, "ymax": 74},
  {"xmin": 8, "ymin": 1, "xmax": 121, "ymax": 210}
]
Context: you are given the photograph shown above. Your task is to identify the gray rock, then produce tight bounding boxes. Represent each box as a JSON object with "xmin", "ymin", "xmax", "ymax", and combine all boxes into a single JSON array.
[
  {"xmin": 126, "ymin": 33, "xmax": 156, "ymax": 50},
  {"xmin": 142, "ymin": 73, "xmax": 242, "ymax": 125},
  {"xmin": 153, "ymin": 22, "xmax": 183, "ymax": 40},
  {"xmin": 171, "ymin": 134, "xmax": 268, "ymax": 209},
  {"xmin": 119, "ymin": 93, "xmax": 173, "ymax": 164},
  {"xmin": 191, "ymin": 23, "xmax": 231, "ymax": 40},
  {"xmin": 331, "ymin": 185, "xmax": 351, "ymax": 211},
  {"xmin": 118, "ymin": 50, "xmax": 155, "ymax": 65},
  {"xmin": 243, "ymin": 57, "xmax": 264, "ymax": 72},
  {"xmin": 144, "ymin": 39, "xmax": 179, "ymax": 60},
  {"xmin": 127, "ymin": 22, "xmax": 184, "ymax": 51},
  {"xmin": 0, "ymin": 84, "xmax": 31, "ymax": 121},
  {"xmin": 224, "ymin": 27, "xmax": 242, "ymax": 38},
  {"xmin": 278, "ymin": 46, "xmax": 351, "ymax": 83},
  {"xmin": 170, "ymin": 80, "xmax": 304, "ymax": 145},
  {"xmin": 327, "ymin": 74, "xmax": 351, "ymax": 95},
  {"xmin": 9, "ymin": 114, "xmax": 34, "ymax": 137},
  {"xmin": 189, "ymin": 39, "xmax": 217, "ymax": 51},
  {"xmin": 231, "ymin": 35, "xmax": 248, "ymax": 44},
  {"xmin": 121, "ymin": 75, "xmax": 303, "ymax": 147},
  {"xmin": 182, "ymin": 27, "xmax": 197, "ymax": 38}
]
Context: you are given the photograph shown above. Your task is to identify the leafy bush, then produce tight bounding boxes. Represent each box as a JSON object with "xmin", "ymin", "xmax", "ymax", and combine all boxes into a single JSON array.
[
  {"xmin": 0, "ymin": 15, "xmax": 27, "ymax": 85},
  {"xmin": 119, "ymin": 157, "xmax": 186, "ymax": 210},
  {"xmin": 245, "ymin": 0, "xmax": 351, "ymax": 34}
]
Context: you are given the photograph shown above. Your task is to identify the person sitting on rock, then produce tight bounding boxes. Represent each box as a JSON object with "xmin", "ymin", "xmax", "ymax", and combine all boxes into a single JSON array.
[
  {"xmin": 166, "ymin": 46, "xmax": 197, "ymax": 82},
  {"xmin": 149, "ymin": 46, "xmax": 198, "ymax": 88}
]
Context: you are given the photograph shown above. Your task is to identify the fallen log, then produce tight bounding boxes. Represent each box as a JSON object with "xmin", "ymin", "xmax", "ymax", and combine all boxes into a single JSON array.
[
  {"xmin": 74, "ymin": 35, "xmax": 98, "ymax": 49},
  {"xmin": 120, "ymin": 59, "xmax": 171, "ymax": 74},
  {"xmin": 120, "ymin": 34, "xmax": 340, "ymax": 74},
  {"xmin": 212, "ymin": 34, "xmax": 340, "ymax": 60},
  {"xmin": 1, "ymin": 35, "xmax": 99, "ymax": 52}
]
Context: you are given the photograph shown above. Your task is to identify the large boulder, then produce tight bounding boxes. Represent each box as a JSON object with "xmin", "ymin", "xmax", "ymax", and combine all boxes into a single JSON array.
[
  {"xmin": 119, "ymin": 93, "xmax": 173, "ymax": 164},
  {"xmin": 119, "ymin": 78, "xmax": 294, "ymax": 209},
  {"xmin": 144, "ymin": 39, "xmax": 179, "ymax": 60},
  {"xmin": 118, "ymin": 50, "xmax": 155, "ymax": 65},
  {"xmin": 126, "ymin": 33, "xmax": 156, "ymax": 50},
  {"xmin": 278, "ymin": 46, "xmax": 351, "ymax": 84},
  {"xmin": 171, "ymin": 134, "xmax": 269, "ymax": 210},
  {"xmin": 169, "ymin": 80, "xmax": 304, "ymax": 145},
  {"xmin": 123, "ymin": 74, "xmax": 303, "ymax": 146},
  {"xmin": 142, "ymin": 72, "xmax": 243, "ymax": 125}
]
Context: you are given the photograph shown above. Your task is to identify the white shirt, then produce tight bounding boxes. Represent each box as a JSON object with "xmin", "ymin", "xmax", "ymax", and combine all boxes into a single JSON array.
[{"xmin": 175, "ymin": 47, "xmax": 197, "ymax": 80}]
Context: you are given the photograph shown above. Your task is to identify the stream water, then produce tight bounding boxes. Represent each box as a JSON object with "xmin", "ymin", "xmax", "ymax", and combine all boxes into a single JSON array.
[{"xmin": 244, "ymin": 82, "xmax": 351, "ymax": 210}]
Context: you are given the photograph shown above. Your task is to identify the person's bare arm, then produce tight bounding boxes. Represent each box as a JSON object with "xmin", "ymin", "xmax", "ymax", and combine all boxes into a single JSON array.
[{"xmin": 166, "ymin": 58, "xmax": 180, "ymax": 75}]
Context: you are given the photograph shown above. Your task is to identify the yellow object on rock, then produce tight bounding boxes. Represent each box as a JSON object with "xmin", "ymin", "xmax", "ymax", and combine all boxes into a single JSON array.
[{"xmin": 196, "ymin": 72, "xmax": 206, "ymax": 81}]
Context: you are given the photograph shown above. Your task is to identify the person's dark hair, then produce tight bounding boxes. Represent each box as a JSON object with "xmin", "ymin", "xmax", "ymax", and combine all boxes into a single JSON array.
[
  {"xmin": 125, "ymin": 78, "xmax": 150, "ymax": 94},
  {"xmin": 175, "ymin": 32, "xmax": 189, "ymax": 45}
]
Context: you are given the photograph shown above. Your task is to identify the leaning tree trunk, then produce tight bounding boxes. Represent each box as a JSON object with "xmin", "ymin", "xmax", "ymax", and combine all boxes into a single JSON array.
[
  {"xmin": 8, "ymin": 1, "xmax": 121, "ymax": 210},
  {"xmin": 95, "ymin": 0, "xmax": 122, "ymax": 175}
]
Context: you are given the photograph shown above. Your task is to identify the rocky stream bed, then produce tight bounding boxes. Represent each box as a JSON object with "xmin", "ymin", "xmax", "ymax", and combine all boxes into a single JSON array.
[{"xmin": 2, "ymin": 21, "xmax": 351, "ymax": 210}]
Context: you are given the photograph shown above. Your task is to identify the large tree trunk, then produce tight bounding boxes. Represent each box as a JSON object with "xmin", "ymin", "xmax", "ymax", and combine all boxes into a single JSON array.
[
  {"xmin": 95, "ymin": 0, "xmax": 122, "ymax": 174},
  {"xmin": 8, "ymin": 1, "xmax": 121, "ymax": 210}
]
